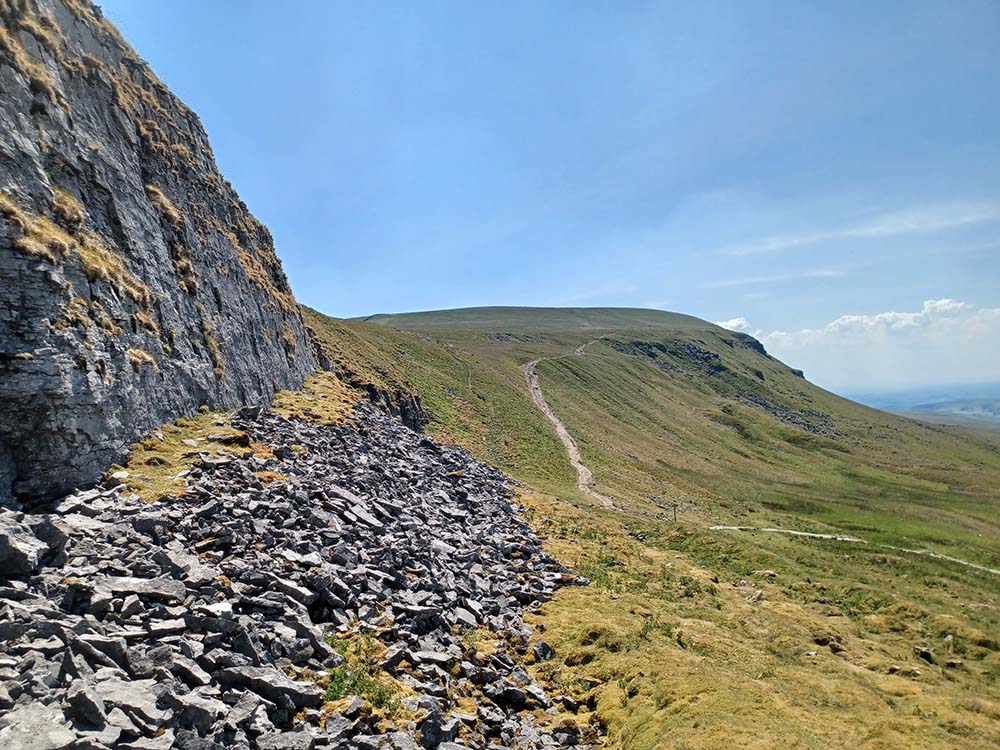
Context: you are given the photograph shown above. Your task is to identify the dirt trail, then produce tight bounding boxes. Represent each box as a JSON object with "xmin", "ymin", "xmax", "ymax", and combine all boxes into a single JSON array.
[
  {"xmin": 524, "ymin": 339, "xmax": 615, "ymax": 509},
  {"xmin": 711, "ymin": 525, "xmax": 1000, "ymax": 576}
]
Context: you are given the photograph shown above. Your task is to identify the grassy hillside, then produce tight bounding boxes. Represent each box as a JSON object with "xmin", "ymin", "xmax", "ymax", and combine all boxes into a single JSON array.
[{"xmin": 307, "ymin": 305, "xmax": 1000, "ymax": 749}]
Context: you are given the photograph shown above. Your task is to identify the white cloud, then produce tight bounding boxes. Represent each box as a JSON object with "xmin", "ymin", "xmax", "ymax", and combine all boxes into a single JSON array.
[
  {"xmin": 715, "ymin": 317, "xmax": 753, "ymax": 332},
  {"xmin": 719, "ymin": 201, "xmax": 1000, "ymax": 257},
  {"xmin": 739, "ymin": 299, "xmax": 1000, "ymax": 390},
  {"xmin": 706, "ymin": 268, "xmax": 844, "ymax": 289}
]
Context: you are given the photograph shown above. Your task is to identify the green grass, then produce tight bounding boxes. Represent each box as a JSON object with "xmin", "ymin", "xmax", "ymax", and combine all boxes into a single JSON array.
[
  {"xmin": 304, "ymin": 304, "xmax": 1000, "ymax": 749},
  {"xmin": 321, "ymin": 632, "xmax": 401, "ymax": 711}
]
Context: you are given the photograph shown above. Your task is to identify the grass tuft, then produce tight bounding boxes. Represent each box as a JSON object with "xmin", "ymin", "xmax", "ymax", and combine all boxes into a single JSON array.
[
  {"xmin": 271, "ymin": 371, "xmax": 358, "ymax": 425},
  {"xmin": 321, "ymin": 632, "xmax": 402, "ymax": 711}
]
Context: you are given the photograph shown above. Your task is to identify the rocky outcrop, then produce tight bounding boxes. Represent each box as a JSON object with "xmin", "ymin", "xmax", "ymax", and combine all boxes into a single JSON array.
[
  {"xmin": 0, "ymin": 0, "xmax": 315, "ymax": 505},
  {"xmin": 307, "ymin": 324, "xmax": 429, "ymax": 432},
  {"xmin": 0, "ymin": 402, "xmax": 594, "ymax": 749}
]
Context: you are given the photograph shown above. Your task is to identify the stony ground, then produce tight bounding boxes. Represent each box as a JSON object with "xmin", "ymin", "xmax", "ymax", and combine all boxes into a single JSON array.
[{"xmin": 0, "ymin": 404, "xmax": 598, "ymax": 750}]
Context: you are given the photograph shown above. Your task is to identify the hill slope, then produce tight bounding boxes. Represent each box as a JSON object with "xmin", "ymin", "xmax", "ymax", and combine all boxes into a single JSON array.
[{"xmin": 307, "ymin": 304, "xmax": 1000, "ymax": 749}]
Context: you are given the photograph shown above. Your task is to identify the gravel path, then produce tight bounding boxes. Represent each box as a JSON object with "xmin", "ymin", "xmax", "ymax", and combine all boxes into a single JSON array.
[
  {"xmin": 710, "ymin": 525, "xmax": 1000, "ymax": 575},
  {"xmin": 523, "ymin": 340, "xmax": 615, "ymax": 510}
]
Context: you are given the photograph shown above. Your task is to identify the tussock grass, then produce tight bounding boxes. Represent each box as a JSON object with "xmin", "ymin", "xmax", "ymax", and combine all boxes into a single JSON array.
[
  {"xmin": 127, "ymin": 347, "xmax": 156, "ymax": 371},
  {"xmin": 271, "ymin": 371, "xmax": 358, "ymax": 425},
  {"xmin": 1, "ymin": 189, "xmax": 152, "ymax": 305},
  {"xmin": 117, "ymin": 411, "xmax": 266, "ymax": 502},
  {"xmin": 212, "ymin": 219, "xmax": 297, "ymax": 314},
  {"xmin": 145, "ymin": 183, "xmax": 182, "ymax": 227},
  {"xmin": 521, "ymin": 490, "xmax": 1000, "ymax": 750}
]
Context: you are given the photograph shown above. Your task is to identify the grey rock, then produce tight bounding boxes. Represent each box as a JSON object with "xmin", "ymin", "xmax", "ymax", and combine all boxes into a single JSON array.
[
  {"xmin": 66, "ymin": 679, "xmax": 108, "ymax": 725},
  {"xmin": 119, "ymin": 729, "xmax": 176, "ymax": 750},
  {"xmin": 0, "ymin": 702, "xmax": 76, "ymax": 750},
  {"xmin": 94, "ymin": 576, "xmax": 186, "ymax": 603},
  {"xmin": 0, "ymin": 393, "xmax": 579, "ymax": 749},
  {"xmin": 167, "ymin": 690, "xmax": 228, "ymax": 734},
  {"xmin": 0, "ymin": 0, "xmax": 316, "ymax": 508},
  {"xmin": 171, "ymin": 654, "xmax": 212, "ymax": 687},
  {"xmin": 532, "ymin": 640, "xmax": 556, "ymax": 662},
  {"xmin": 96, "ymin": 677, "xmax": 168, "ymax": 732},
  {"xmin": 257, "ymin": 732, "xmax": 316, "ymax": 750},
  {"xmin": 217, "ymin": 666, "xmax": 323, "ymax": 708},
  {"xmin": 0, "ymin": 511, "xmax": 48, "ymax": 574}
]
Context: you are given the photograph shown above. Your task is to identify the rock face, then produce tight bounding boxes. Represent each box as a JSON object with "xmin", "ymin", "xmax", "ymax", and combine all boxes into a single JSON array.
[
  {"xmin": 0, "ymin": 403, "xmax": 594, "ymax": 749},
  {"xmin": 0, "ymin": 0, "xmax": 315, "ymax": 506}
]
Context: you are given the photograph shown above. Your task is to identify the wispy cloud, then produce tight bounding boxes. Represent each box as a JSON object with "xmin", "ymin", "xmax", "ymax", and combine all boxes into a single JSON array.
[
  {"xmin": 706, "ymin": 269, "xmax": 844, "ymax": 289},
  {"xmin": 718, "ymin": 201, "xmax": 1000, "ymax": 257},
  {"xmin": 714, "ymin": 317, "xmax": 753, "ymax": 332},
  {"xmin": 725, "ymin": 299, "xmax": 1000, "ymax": 389}
]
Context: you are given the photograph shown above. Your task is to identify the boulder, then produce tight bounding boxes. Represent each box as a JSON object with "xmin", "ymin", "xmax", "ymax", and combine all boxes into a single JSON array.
[{"xmin": 0, "ymin": 511, "xmax": 48, "ymax": 575}]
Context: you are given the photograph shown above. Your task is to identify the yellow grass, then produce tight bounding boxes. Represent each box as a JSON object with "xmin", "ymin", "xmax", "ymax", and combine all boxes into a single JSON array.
[
  {"xmin": 519, "ymin": 489, "xmax": 1000, "ymax": 750},
  {"xmin": 271, "ymin": 371, "xmax": 359, "ymax": 425},
  {"xmin": 117, "ymin": 411, "xmax": 266, "ymax": 502}
]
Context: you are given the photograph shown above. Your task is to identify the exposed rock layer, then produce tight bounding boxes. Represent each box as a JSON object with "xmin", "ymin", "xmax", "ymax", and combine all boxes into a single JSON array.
[{"xmin": 0, "ymin": 0, "xmax": 315, "ymax": 505}]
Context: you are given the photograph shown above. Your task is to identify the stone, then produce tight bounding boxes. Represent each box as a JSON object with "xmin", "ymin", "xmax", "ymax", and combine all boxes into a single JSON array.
[
  {"xmin": 148, "ymin": 618, "xmax": 187, "ymax": 636},
  {"xmin": 0, "ymin": 702, "xmax": 76, "ymax": 750},
  {"xmin": 168, "ymin": 691, "xmax": 229, "ymax": 734},
  {"xmin": 95, "ymin": 576, "xmax": 186, "ymax": 603},
  {"xmin": 0, "ymin": 398, "xmax": 578, "ymax": 749},
  {"xmin": 217, "ymin": 666, "xmax": 324, "ymax": 708},
  {"xmin": 66, "ymin": 679, "xmax": 108, "ymax": 725},
  {"xmin": 121, "ymin": 595, "xmax": 144, "ymax": 618},
  {"xmin": 413, "ymin": 650, "xmax": 455, "ymax": 667},
  {"xmin": 96, "ymin": 677, "xmax": 168, "ymax": 731},
  {"xmin": 171, "ymin": 654, "xmax": 212, "ymax": 686},
  {"xmin": 257, "ymin": 732, "xmax": 317, "ymax": 750},
  {"xmin": 0, "ymin": 511, "xmax": 48, "ymax": 574},
  {"xmin": 119, "ymin": 730, "xmax": 176, "ymax": 750},
  {"xmin": 532, "ymin": 640, "xmax": 556, "ymax": 662},
  {"xmin": 420, "ymin": 715, "xmax": 459, "ymax": 748}
]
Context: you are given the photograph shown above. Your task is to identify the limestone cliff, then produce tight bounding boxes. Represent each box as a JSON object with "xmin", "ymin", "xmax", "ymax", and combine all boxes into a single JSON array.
[{"xmin": 0, "ymin": 0, "xmax": 315, "ymax": 505}]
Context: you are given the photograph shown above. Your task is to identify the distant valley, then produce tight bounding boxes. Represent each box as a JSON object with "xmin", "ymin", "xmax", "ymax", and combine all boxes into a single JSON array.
[{"xmin": 848, "ymin": 383, "xmax": 1000, "ymax": 429}]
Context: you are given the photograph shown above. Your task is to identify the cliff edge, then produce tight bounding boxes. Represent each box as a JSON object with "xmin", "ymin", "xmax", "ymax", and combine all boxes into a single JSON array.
[{"xmin": 0, "ymin": 0, "xmax": 315, "ymax": 505}]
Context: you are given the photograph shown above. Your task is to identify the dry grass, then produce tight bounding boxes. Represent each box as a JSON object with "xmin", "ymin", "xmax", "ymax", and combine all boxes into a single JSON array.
[
  {"xmin": 1, "ymin": 189, "xmax": 152, "ymax": 305},
  {"xmin": 127, "ymin": 347, "xmax": 156, "ymax": 372},
  {"xmin": 170, "ymin": 142, "xmax": 192, "ymax": 161},
  {"xmin": 51, "ymin": 296, "xmax": 93, "ymax": 332},
  {"xmin": 1, "ymin": 190, "xmax": 71, "ymax": 262},
  {"xmin": 117, "ymin": 411, "xmax": 267, "ymax": 502},
  {"xmin": 211, "ymin": 219, "xmax": 297, "ymax": 313},
  {"xmin": 145, "ymin": 183, "xmax": 182, "ymax": 227},
  {"xmin": 282, "ymin": 325, "xmax": 297, "ymax": 357},
  {"xmin": 0, "ymin": 20, "xmax": 66, "ymax": 109},
  {"xmin": 271, "ymin": 371, "xmax": 359, "ymax": 425},
  {"xmin": 169, "ymin": 240, "xmax": 197, "ymax": 294},
  {"xmin": 194, "ymin": 301, "xmax": 224, "ymax": 379},
  {"xmin": 519, "ymin": 489, "xmax": 1000, "ymax": 750},
  {"xmin": 52, "ymin": 185, "xmax": 84, "ymax": 229}
]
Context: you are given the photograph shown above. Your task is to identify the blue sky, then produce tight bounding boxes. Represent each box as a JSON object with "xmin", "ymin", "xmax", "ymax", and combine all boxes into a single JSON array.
[{"xmin": 100, "ymin": 1, "xmax": 1000, "ymax": 389}]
